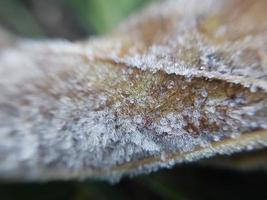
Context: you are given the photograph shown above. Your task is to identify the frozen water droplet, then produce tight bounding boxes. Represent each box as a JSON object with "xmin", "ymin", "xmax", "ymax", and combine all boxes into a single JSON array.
[
  {"xmin": 160, "ymin": 117, "xmax": 168, "ymax": 126},
  {"xmin": 213, "ymin": 135, "xmax": 220, "ymax": 142},
  {"xmin": 200, "ymin": 66, "xmax": 205, "ymax": 70},
  {"xmin": 250, "ymin": 84, "xmax": 258, "ymax": 92},
  {"xmin": 133, "ymin": 115, "xmax": 143, "ymax": 124},
  {"xmin": 160, "ymin": 151, "xmax": 167, "ymax": 161},
  {"xmin": 129, "ymin": 99, "xmax": 135, "ymax": 104},
  {"xmin": 167, "ymin": 80, "xmax": 175, "ymax": 89},
  {"xmin": 200, "ymin": 89, "xmax": 208, "ymax": 98}
]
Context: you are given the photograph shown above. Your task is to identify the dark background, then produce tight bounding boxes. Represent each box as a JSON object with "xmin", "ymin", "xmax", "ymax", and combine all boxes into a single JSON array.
[{"xmin": 1, "ymin": 164, "xmax": 267, "ymax": 200}]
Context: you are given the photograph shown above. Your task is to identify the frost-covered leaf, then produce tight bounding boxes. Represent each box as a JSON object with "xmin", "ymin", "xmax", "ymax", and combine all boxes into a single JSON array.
[{"xmin": 0, "ymin": 0, "xmax": 267, "ymax": 182}]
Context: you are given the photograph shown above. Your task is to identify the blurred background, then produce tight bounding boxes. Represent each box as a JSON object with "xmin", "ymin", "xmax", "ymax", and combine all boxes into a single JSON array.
[
  {"xmin": 0, "ymin": 0, "xmax": 151, "ymax": 39},
  {"xmin": 0, "ymin": 0, "xmax": 267, "ymax": 199}
]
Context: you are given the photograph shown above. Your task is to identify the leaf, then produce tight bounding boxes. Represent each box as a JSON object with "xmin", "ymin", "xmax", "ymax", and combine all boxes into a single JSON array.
[{"xmin": 0, "ymin": 0, "xmax": 267, "ymax": 182}]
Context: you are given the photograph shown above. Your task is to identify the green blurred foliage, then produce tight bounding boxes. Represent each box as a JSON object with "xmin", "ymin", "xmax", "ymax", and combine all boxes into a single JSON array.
[
  {"xmin": 0, "ymin": 0, "xmax": 44, "ymax": 37},
  {"xmin": 67, "ymin": 0, "xmax": 151, "ymax": 34},
  {"xmin": 0, "ymin": 0, "xmax": 152, "ymax": 38}
]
